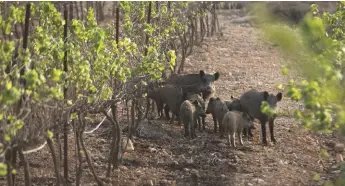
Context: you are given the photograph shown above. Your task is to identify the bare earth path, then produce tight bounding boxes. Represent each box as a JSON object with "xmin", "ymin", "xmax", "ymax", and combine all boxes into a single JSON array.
[{"xmin": 8, "ymin": 9, "xmax": 343, "ymax": 186}]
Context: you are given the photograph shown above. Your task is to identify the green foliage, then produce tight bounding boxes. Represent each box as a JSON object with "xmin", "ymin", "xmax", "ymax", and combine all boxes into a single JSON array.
[
  {"xmin": 0, "ymin": 1, "xmax": 210, "ymax": 178},
  {"xmin": 252, "ymin": 2, "xmax": 345, "ymax": 185},
  {"xmin": 254, "ymin": 2, "xmax": 345, "ymax": 133},
  {"xmin": 261, "ymin": 101, "xmax": 276, "ymax": 118},
  {"xmin": 0, "ymin": 163, "xmax": 8, "ymax": 176},
  {"xmin": 320, "ymin": 149, "xmax": 329, "ymax": 158},
  {"xmin": 46, "ymin": 130, "xmax": 54, "ymax": 139},
  {"xmin": 313, "ymin": 172, "xmax": 321, "ymax": 181}
]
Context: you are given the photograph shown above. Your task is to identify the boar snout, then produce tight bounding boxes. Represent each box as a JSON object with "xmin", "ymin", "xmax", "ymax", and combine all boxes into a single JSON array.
[
  {"xmin": 205, "ymin": 86, "xmax": 214, "ymax": 93},
  {"xmin": 201, "ymin": 86, "xmax": 214, "ymax": 99}
]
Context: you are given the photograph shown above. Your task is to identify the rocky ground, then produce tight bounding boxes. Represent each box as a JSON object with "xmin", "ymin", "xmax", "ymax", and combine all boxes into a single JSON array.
[{"xmin": 3, "ymin": 8, "xmax": 345, "ymax": 186}]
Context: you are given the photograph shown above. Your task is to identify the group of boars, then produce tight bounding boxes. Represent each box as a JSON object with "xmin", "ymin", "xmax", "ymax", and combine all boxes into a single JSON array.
[{"xmin": 147, "ymin": 70, "xmax": 283, "ymax": 147}]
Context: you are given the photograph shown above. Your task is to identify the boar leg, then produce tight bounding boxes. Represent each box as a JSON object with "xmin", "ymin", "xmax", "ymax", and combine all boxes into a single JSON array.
[
  {"xmin": 249, "ymin": 115, "xmax": 256, "ymax": 129},
  {"xmin": 192, "ymin": 119, "xmax": 196, "ymax": 139},
  {"xmin": 156, "ymin": 100, "xmax": 164, "ymax": 119},
  {"xmin": 218, "ymin": 118, "xmax": 225, "ymax": 138},
  {"xmin": 164, "ymin": 105, "xmax": 170, "ymax": 120},
  {"xmin": 177, "ymin": 115, "xmax": 182, "ymax": 125},
  {"xmin": 260, "ymin": 119, "xmax": 268, "ymax": 145},
  {"xmin": 231, "ymin": 133, "xmax": 236, "ymax": 148},
  {"xmin": 212, "ymin": 113, "xmax": 217, "ymax": 133},
  {"xmin": 197, "ymin": 117, "xmax": 201, "ymax": 131},
  {"xmin": 170, "ymin": 114, "xmax": 175, "ymax": 124},
  {"xmin": 238, "ymin": 131, "xmax": 244, "ymax": 146},
  {"xmin": 184, "ymin": 121, "xmax": 189, "ymax": 137},
  {"xmin": 244, "ymin": 126, "xmax": 254, "ymax": 139},
  {"xmin": 242, "ymin": 128, "xmax": 248, "ymax": 137},
  {"xmin": 248, "ymin": 127, "xmax": 254, "ymax": 137},
  {"xmin": 227, "ymin": 134, "xmax": 231, "ymax": 147},
  {"xmin": 269, "ymin": 118, "xmax": 276, "ymax": 144}
]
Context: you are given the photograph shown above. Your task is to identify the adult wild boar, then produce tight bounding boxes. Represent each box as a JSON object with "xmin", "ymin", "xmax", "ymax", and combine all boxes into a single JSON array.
[
  {"xmin": 239, "ymin": 89, "xmax": 282, "ymax": 145},
  {"xmin": 158, "ymin": 85, "xmax": 185, "ymax": 123},
  {"xmin": 224, "ymin": 96, "xmax": 241, "ymax": 111},
  {"xmin": 165, "ymin": 70, "xmax": 220, "ymax": 130},
  {"xmin": 147, "ymin": 88, "xmax": 164, "ymax": 119}
]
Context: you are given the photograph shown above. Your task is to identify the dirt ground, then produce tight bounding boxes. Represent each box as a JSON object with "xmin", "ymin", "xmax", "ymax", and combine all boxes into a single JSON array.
[{"xmin": 2, "ymin": 8, "xmax": 344, "ymax": 186}]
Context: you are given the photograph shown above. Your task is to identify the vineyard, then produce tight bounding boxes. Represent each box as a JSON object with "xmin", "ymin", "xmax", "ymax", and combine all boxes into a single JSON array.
[{"xmin": 0, "ymin": 1, "xmax": 345, "ymax": 186}]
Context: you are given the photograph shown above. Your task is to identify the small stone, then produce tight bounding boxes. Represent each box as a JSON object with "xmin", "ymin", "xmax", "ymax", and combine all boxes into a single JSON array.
[
  {"xmin": 233, "ymin": 155, "xmax": 241, "ymax": 163},
  {"xmin": 119, "ymin": 165, "xmax": 128, "ymax": 170},
  {"xmin": 220, "ymin": 174, "xmax": 226, "ymax": 179},
  {"xmin": 191, "ymin": 169, "xmax": 200, "ymax": 178},
  {"xmin": 161, "ymin": 179, "xmax": 168, "ymax": 184},
  {"xmin": 148, "ymin": 147, "xmax": 157, "ymax": 153},
  {"xmin": 172, "ymin": 161, "xmax": 179, "ymax": 165},
  {"xmin": 236, "ymin": 151, "xmax": 246, "ymax": 157},
  {"xmin": 183, "ymin": 168, "xmax": 190, "ymax": 172},
  {"xmin": 246, "ymin": 183, "xmax": 253, "ymax": 186},
  {"xmin": 191, "ymin": 169, "xmax": 199, "ymax": 174},
  {"xmin": 186, "ymin": 158, "xmax": 194, "ymax": 164},
  {"xmin": 161, "ymin": 149, "xmax": 169, "ymax": 156},
  {"xmin": 145, "ymin": 180, "xmax": 154, "ymax": 186},
  {"xmin": 279, "ymin": 159, "xmax": 288, "ymax": 165},
  {"xmin": 217, "ymin": 143, "xmax": 228, "ymax": 148},
  {"xmin": 279, "ymin": 160, "xmax": 284, "ymax": 165},
  {"xmin": 252, "ymin": 178, "xmax": 265, "ymax": 184},
  {"xmin": 121, "ymin": 137, "xmax": 134, "ymax": 152},
  {"xmin": 99, "ymin": 155, "xmax": 107, "ymax": 161},
  {"xmin": 334, "ymin": 143, "xmax": 345, "ymax": 153},
  {"xmin": 336, "ymin": 153, "xmax": 343, "ymax": 162},
  {"xmin": 332, "ymin": 170, "xmax": 341, "ymax": 174}
]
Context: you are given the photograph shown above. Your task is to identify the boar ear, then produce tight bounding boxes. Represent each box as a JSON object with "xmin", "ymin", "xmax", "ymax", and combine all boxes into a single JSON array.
[
  {"xmin": 214, "ymin": 72, "xmax": 220, "ymax": 81},
  {"xmin": 276, "ymin": 92, "xmax": 282, "ymax": 101},
  {"xmin": 243, "ymin": 112, "xmax": 251, "ymax": 120},
  {"xmin": 192, "ymin": 100, "xmax": 199, "ymax": 105},
  {"xmin": 199, "ymin": 70, "xmax": 205, "ymax": 78},
  {"xmin": 263, "ymin": 91, "xmax": 269, "ymax": 100},
  {"xmin": 209, "ymin": 97, "xmax": 214, "ymax": 102}
]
